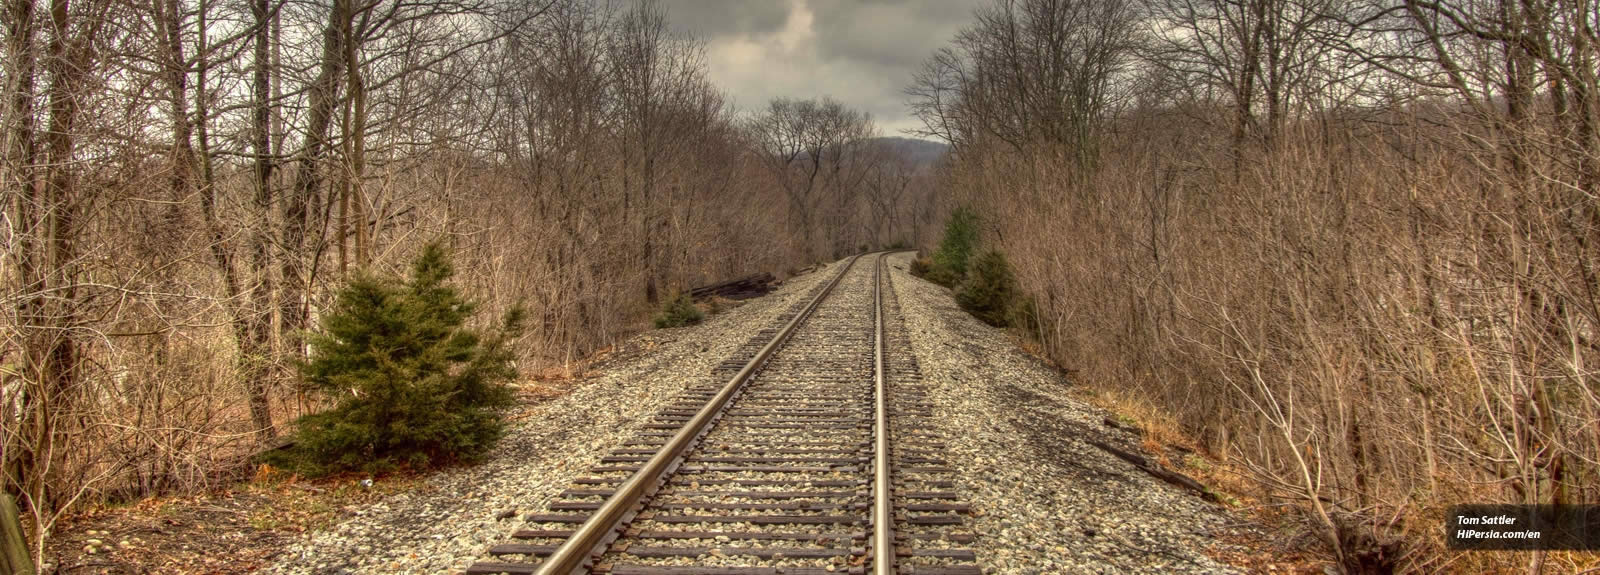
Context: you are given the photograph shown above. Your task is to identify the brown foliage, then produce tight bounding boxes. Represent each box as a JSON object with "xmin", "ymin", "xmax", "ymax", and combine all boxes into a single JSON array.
[
  {"xmin": 0, "ymin": 0, "xmax": 938, "ymax": 561},
  {"xmin": 914, "ymin": 0, "xmax": 1600, "ymax": 572}
]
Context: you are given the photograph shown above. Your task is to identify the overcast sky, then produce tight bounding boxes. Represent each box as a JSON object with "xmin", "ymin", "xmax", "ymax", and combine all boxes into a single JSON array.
[{"xmin": 664, "ymin": 0, "xmax": 982, "ymax": 139}]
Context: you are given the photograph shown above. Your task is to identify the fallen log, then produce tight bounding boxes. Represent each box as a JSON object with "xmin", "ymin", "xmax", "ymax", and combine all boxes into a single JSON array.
[
  {"xmin": 689, "ymin": 272, "xmax": 776, "ymax": 301},
  {"xmin": 1087, "ymin": 439, "xmax": 1219, "ymax": 503},
  {"xmin": 1102, "ymin": 416, "xmax": 1144, "ymax": 436}
]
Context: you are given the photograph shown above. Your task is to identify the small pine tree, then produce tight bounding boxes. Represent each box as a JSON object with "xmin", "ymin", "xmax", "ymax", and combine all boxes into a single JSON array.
[
  {"xmin": 929, "ymin": 207, "xmax": 979, "ymax": 287},
  {"xmin": 654, "ymin": 293, "xmax": 704, "ymax": 328},
  {"xmin": 278, "ymin": 242, "xmax": 524, "ymax": 475},
  {"xmin": 956, "ymin": 250, "xmax": 1020, "ymax": 327}
]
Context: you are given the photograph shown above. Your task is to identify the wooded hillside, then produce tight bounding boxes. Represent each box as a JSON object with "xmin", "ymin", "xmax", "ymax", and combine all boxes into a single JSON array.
[{"xmin": 909, "ymin": 0, "xmax": 1600, "ymax": 571}]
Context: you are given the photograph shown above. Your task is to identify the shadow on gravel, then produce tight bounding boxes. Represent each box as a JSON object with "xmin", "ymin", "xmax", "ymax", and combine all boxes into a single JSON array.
[{"xmin": 989, "ymin": 383, "xmax": 1137, "ymax": 484}]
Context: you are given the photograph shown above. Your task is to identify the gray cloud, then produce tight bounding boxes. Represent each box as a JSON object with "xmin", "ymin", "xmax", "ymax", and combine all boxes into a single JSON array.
[
  {"xmin": 664, "ymin": 0, "xmax": 982, "ymax": 138},
  {"xmin": 810, "ymin": 0, "xmax": 974, "ymax": 69},
  {"xmin": 666, "ymin": 1, "xmax": 792, "ymax": 40}
]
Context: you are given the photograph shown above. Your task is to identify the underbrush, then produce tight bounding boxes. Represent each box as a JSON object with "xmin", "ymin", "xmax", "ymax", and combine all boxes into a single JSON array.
[
  {"xmin": 953, "ymin": 250, "xmax": 1026, "ymax": 327},
  {"xmin": 39, "ymin": 466, "xmax": 424, "ymax": 575},
  {"xmin": 653, "ymin": 293, "xmax": 705, "ymax": 328},
  {"xmin": 913, "ymin": 209, "xmax": 1032, "ymax": 329}
]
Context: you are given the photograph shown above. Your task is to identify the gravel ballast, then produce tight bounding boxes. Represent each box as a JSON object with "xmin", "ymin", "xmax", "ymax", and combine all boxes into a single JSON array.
[
  {"xmin": 883, "ymin": 252, "xmax": 1240, "ymax": 574},
  {"xmin": 264, "ymin": 253, "xmax": 1246, "ymax": 574},
  {"xmin": 261, "ymin": 261, "xmax": 846, "ymax": 575}
]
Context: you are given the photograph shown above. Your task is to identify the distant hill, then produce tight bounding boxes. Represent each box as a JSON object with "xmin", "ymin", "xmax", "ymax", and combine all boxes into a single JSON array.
[{"xmin": 869, "ymin": 136, "xmax": 948, "ymax": 166}]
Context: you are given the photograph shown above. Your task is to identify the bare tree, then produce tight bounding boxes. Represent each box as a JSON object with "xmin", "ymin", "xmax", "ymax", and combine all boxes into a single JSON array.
[
  {"xmin": 749, "ymin": 97, "xmax": 876, "ymax": 261},
  {"xmin": 908, "ymin": 0, "xmax": 1138, "ymax": 173},
  {"xmin": 0, "ymin": 0, "xmax": 922, "ymax": 561},
  {"xmin": 607, "ymin": 0, "xmax": 706, "ymax": 302},
  {"xmin": 2, "ymin": 0, "xmax": 118, "ymax": 555},
  {"xmin": 917, "ymin": 0, "xmax": 1600, "ymax": 571},
  {"xmin": 1142, "ymin": 0, "xmax": 1346, "ymax": 177}
]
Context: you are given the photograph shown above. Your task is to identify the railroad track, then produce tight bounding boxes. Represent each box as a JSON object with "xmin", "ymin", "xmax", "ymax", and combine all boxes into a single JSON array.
[{"xmin": 468, "ymin": 253, "xmax": 979, "ymax": 575}]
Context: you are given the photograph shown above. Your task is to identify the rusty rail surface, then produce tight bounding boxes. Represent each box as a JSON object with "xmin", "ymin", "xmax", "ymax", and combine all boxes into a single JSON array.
[
  {"xmin": 467, "ymin": 251, "xmax": 977, "ymax": 575},
  {"xmin": 532, "ymin": 255, "xmax": 861, "ymax": 575},
  {"xmin": 871, "ymin": 254, "xmax": 893, "ymax": 575}
]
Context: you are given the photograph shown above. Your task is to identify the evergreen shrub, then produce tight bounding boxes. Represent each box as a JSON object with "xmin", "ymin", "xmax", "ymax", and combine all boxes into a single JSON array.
[
  {"xmin": 955, "ymin": 250, "xmax": 1021, "ymax": 327},
  {"xmin": 268, "ymin": 242, "xmax": 524, "ymax": 475},
  {"xmin": 927, "ymin": 207, "xmax": 979, "ymax": 287},
  {"xmin": 654, "ymin": 294, "xmax": 704, "ymax": 328}
]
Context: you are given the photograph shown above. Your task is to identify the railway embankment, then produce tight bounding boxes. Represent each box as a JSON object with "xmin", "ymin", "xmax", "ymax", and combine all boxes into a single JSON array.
[
  {"xmin": 261, "ymin": 262, "xmax": 847, "ymax": 575},
  {"xmin": 885, "ymin": 252, "xmax": 1245, "ymax": 574},
  {"xmin": 256, "ymin": 253, "xmax": 1268, "ymax": 574}
]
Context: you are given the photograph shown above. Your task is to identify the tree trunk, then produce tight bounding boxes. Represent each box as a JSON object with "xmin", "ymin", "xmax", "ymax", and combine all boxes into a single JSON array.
[
  {"xmin": 2, "ymin": 0, "xmax": 42, "ymax": 512},
  {"xmin": 246, "ymin": 0, "xmax": 278, "ymax": 437},
  {"xmin": 283, "ymin": 0, "xmax": 349, "ymax": 357},
  {"xmin": 4, "ymin": 0, "xmax": 107, "ymax": 539}
]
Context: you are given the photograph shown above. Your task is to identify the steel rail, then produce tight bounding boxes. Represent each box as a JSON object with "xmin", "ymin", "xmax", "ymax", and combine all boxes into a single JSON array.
[
  {"xmin": 871, "ymin": 254, "xmax": 894, "ymax": 575},
  {"xmin": 532, "ymin": 254, "xmax": 865, "ymax": 575}
]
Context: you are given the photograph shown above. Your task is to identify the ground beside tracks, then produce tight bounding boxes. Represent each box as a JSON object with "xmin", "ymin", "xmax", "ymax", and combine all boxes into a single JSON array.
[{"xmin": 39, "ymin": 254, "xmax": 1315, "ymax": 574}]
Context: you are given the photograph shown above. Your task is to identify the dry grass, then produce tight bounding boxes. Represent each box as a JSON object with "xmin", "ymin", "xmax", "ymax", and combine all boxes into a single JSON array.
[{"xmin": 38, "ymin": 467, "xmax": 429, "ymax": 574}]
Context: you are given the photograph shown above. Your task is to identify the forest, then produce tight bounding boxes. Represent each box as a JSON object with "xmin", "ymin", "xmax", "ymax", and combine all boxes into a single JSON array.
[
  {"xmin": 908, "ymin": 0, "xmax": 1600, "ymax": 571},
  {"xmin": 5, "ymin": 0, "xmax": 1600, "ymax": 572},
  {"xmin": 0, "ymin": 0, "xmax": 937, "ymax": 561}
]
